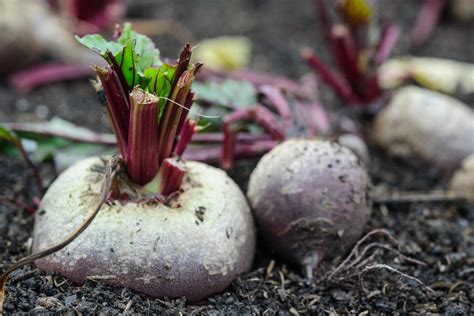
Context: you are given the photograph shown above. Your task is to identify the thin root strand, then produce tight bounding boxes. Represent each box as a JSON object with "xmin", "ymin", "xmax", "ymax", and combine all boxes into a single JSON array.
[
  {"xmin": 358, "ymin": 264, "xmax": 434, "ymax": 294},
  {"xmin": 0, "ymin": 156, "xmax": 123, "ymax": 314}
]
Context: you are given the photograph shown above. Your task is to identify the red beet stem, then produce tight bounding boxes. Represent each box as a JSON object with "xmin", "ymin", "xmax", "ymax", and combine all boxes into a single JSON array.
[
  {"xmin": 156, "ymin": 69, "xmax": 194, "ymax": 166},
  {"xmin": 221, "ymin": 125, "xmax": 237, "ymax": 170},
  {"xmin": 302, "ymin": 48, "xmax": 360, "ymax": 104},
  {"xmin": 172, "ymin": 43, "xmax": 193, "ymax": 86},
  {"xmin": 224, "ymin": 106, "xmax": 285, "ymax": 141},
  {"xmin": 221, "ymin": 105, "xmax": 285, "ymax": 169},
  {"xmin": 411, "ymin": 0, "xmax": 446, "ymax": 46},
  {"xmin": 174, "ymin": 119, "xmax": 197, "ymax": 157},
  {"xmin": 96, "ymin": 66, "xmax": 130, "ymax": 159},
  {"xmin": 173, "ymin": 91, "xmax": 194, "ymax": 151},
  {"xmin": 9, "ymin": 62, "xmax": 94, "ymax": 93},
  {"xmin": 330, "ymin": 25, "xmax": 366, "ymax": 100},
  {"xmin": 185, "ymin": 140, "xmax": 278, "ymax": 164},
  {"xmin": 375, "ymin": 23, "xmax": 401, "ymax": 65},
  {"xmin": 127, "ymin": 87, "xmax": 160, "ymax": 185},
  {"xmin": 159, "ymin": 157, "xmax": 186, "ymax": 196},
  {"xmin": 258, "ymin": 85, "xmax": 292, "ymax": 129}
]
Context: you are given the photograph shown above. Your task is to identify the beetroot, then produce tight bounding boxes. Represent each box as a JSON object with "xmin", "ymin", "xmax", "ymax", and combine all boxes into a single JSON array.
[
  {"xmin": 0, "ymin": 0, "xmax": 97, "ymax": 74},
  {"xmin": 372, "ymin": 86, "xmax": 474, "ymax": 172},
  {"xmin": 33, "ymin": 157, "xmax": 255, "ymax": 302},
  {"xmin": 247, "ymin": 139, "xmax": 371, "ymax": 276}
]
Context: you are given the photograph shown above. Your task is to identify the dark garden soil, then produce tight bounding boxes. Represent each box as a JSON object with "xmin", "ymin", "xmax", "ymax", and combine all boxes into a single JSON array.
[{"xmin": 1, "ymin": 0, "xmax": 473, "ymax": 314}]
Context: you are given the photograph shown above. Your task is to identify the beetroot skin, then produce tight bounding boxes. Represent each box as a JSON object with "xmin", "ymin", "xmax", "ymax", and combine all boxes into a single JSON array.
[
  {"xmin": 33, "ymin": 157, "xmax": 255, "ymax": 302},
  {"xmin": 247, "ymin": 139, "xmax": 371, "ymax": 273}
]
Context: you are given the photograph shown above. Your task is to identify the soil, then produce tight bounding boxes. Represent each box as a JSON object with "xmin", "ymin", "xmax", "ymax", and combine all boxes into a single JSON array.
[{"xmin": 1, "ymin": 0, "xmax": 473, "ymax": 314}]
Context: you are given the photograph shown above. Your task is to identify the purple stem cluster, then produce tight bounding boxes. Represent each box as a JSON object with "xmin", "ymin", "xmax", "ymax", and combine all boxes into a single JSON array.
[
  {"xmin": 304, "ymin": 0, "xmax": 400, "ymax": 107},
  {"xmin": 201, "ymin": 69, "xmax": 331, "ymax": 169},
  {"xmin": 97, "ymin": 44, "xmax": 201, "ymax": 195}
]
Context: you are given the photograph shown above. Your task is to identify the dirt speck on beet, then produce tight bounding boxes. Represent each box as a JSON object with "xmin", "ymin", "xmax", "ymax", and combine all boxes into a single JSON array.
[{"xmin": 195, "ymin": 206, "xmax": 206, "ymax": 222}]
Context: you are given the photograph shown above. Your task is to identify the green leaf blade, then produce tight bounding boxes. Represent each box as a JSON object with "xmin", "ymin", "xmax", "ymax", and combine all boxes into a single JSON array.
[
  {"xmin": 0, "ymin": 125, "xmax": 21, "ymax": 146},
  {"xmin": 75, "ymin": 34, "xmax": 123, "ymax": 58}
]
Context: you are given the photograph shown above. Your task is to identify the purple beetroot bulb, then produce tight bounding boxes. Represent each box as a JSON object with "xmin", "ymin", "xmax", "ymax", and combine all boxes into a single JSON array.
[{"xmin": 247, "ymin": 139, "xmax": 371, "ymax": 276}]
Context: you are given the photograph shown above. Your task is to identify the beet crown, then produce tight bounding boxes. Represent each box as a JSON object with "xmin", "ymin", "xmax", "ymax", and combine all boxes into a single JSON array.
[{"xmin": 77, "ymin": 23, "xmax": 202, "ymax": 195}]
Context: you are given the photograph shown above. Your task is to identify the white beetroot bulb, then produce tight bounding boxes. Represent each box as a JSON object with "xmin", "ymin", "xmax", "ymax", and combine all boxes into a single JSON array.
[
  {"xmin": 0, "ymin": 0, "xmax": 97, "ymax": 74},
  {"xmin": 247, "ymin": 139, "xmax": 371, "ymax": 275},
  {"xmin": 33, "ymin": 157, "xmax": 256, "ymax": 302},
  {"xmin": 372, "ymin": 86, "xmax": 474, "ymax": 172}
]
